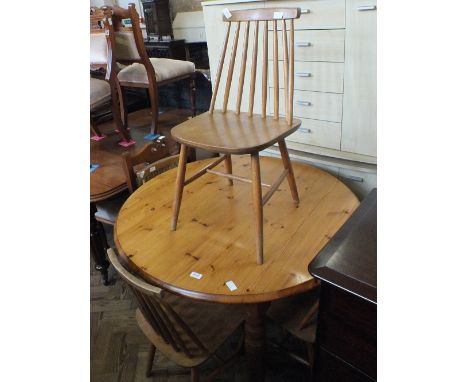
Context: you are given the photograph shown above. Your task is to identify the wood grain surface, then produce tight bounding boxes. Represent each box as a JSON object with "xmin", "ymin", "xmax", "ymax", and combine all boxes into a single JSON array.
[{"xmin": 114, "ymin": 155, "xmax": 359, "ymax": 304}]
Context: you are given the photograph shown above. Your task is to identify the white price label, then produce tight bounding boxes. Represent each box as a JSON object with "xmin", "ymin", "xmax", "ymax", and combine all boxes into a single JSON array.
[
  {"xmin": 226, "ymin": 280, "xmax": 238, "ymax": 291},
  {"xmin": 190, "ymin": 272, "xmax": 203, "ymax": 280},
  {"xmin": 223, "ymin": 8, "xmax": 232, "ymax": 19}
]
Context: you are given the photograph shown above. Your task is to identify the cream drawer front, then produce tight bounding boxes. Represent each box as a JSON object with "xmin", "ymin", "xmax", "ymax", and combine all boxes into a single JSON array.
[
  {"xmin": 269, "ymin": 61, "xmax": 344, "ymax": 93},
  {"xmin": 267, "ymin": 0, "xmax": 345, "ymax": 30},
  {"xmin": 339, "ymin": 167, "xmax": 376, "ymax": 200},
  {"xmin": 269, "ymin": 30, "xmax": 345, "ymax": 63},
  {"xmin": 271, "ymin": 89, "xmax": 343, "ymax": 122},
  {"xmin": 285, "ymin": 118, "xmax": 341, "ymax": 150}
]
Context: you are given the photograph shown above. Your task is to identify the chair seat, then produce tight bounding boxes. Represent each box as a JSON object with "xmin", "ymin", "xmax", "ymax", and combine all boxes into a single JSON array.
[
  {"xmin": 94, "ymin": 193, "xmax": 128, "ymax": 225},
  {"xmin": 118, "ymin": 58, "xmax": 195, "ymax": 85},
  {"xmin": 136, "ymin": 291, "xmax": 246, "ymax": 368},
  {"xmin": 90, "ymin": 78, "xmax": 111, "ymax": 110},
  {"xmin": 171, "ymin": 111, "xmax": 302, "ymax": 154},
  {"xmin": 267, "ymin": 288, "xmax": 319, "ymax": 343}
]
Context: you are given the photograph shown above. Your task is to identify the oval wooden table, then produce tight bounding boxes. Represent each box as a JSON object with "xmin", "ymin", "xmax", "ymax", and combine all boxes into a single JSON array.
[{"xmin": 114, "ymin": 155, "xmax": 359, "ymax": 380}]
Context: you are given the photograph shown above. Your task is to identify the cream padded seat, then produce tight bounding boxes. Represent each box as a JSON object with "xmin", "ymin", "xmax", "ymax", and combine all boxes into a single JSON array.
[
  {"xmin": 90, "ymin": 78, "xmax": 111, "ymax": 110},
  {"xmin": 118, "ymin": 58, "xmax": 195, "ymax": 84}
]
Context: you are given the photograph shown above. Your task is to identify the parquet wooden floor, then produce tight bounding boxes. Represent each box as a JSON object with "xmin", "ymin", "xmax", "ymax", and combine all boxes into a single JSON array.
[{"xmin": 91, "ymin": 108, "xmax": 311, "ymax": 381}]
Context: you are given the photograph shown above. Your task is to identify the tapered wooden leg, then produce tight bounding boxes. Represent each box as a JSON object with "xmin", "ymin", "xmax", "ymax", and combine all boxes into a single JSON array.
[
  {"xmin": 146, "ymin": 343, "xmax": 156, "ymax": 377},
  {"xmin": 189, "ymin": 73, "xmax": 197, "ymax": 117},
  {"xmin": 251, "ymin": 153, "xmax": 263, "ymax": 265},
  {"xmin": 191, "ymin": 367, "xmax": 199, "ymax": 382},
  {"xmin": 111, "ymin": 82, "xmax": 131, "ymax": 142},
  {"xmin": 225, "ymin": 154, "xmax": 233, "ymax": 186},
  {"xmin": 148, "ymin": 80, "xmax": 159, "ymax": 135},
  {"xmin": 278, "ymin": 139, "xmax": 299, "ymax": 204},
  {"xmin": 171, "ymin": 144, "xmax": 188, "ymax": 231},
  {"xmin": 116, "ymin": 83, "xmax": 128, "ymax": 129}
]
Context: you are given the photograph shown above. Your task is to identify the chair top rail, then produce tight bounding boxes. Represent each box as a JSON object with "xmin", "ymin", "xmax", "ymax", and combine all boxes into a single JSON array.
[{"xmin": 222, "ymin": 8, "xmax": 301, "ymax": 22}]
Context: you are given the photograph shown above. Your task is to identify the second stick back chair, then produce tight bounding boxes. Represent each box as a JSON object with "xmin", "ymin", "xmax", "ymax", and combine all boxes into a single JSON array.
[{"xmin": 170, "ymin": 8, "xmax": 302, "ymax": 265}]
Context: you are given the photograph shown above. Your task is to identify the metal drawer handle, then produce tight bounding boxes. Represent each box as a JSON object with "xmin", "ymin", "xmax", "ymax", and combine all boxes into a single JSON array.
[
  {"xmin": 297, "ymin": 127, "xmax": 311, "ymax": 133},
  {"xmin": 357, "ymin": 5, "xmax": 377, "ymax": 11},
  {"xmin": 296, "ymin": 72, "xmax": 312, "ymax": 77},
  {"xmin": 300, "ymin": 8, "xmax": 311, "ymax": 14},
  {"xmin": 296, "ymin": 100, "xmax": 312, "ymax": 106},
  {"xmin": 296, "ymin": 42, "xmax": 311, "ymax": 47},
  {"xmin": 342, "ymin": 174, "xmax": 364, "ymax": 182}
]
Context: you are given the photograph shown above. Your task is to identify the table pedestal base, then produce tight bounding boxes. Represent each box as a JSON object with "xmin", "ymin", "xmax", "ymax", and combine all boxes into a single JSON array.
[
  {"xmin": 90, "ymin": 203, "xmax": 110, "ymax": 285},
  {"xmin": 245, "ymin": 302, "xmax": 270, "ymax": 382}
]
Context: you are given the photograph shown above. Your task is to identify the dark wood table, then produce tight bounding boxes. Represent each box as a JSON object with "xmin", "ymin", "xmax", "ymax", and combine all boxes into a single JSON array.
[
  {"xmin": 114, "ymin": 155, "xmax": 360, "ymax": 380},
  {"xmin": 90, "ymin": 109, "xmax": 190, "ymax": 284},
  {"xmin": 309, "ymin": 188, "xmax": 377, "ymax": 382}
]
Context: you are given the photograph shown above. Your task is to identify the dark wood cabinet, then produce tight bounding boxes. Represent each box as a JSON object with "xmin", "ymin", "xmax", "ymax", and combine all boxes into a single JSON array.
[
  {"xmin": 142, "ymin": 0, "xmax": 173, "ymax": 40},
  {"xmin": 309, "ymin": 189, "xmax": 377, "ymax": 382},
  {"xmin": 145, "ymin": 39, "xmax": 186, "ymax": 60}
]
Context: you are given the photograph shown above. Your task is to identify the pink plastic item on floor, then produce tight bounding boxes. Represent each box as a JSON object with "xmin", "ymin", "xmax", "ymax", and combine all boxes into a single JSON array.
[
  {"xmin": 118, "ymin": 139, "xmax": 136, "ymax": 147},
  {"xmin": 91, "ymin": 134, "xmax": 106, "ymax": 141}
]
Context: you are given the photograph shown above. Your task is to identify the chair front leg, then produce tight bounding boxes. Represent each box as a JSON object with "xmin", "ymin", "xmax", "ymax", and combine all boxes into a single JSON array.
[
  {"xmin": 189, "ymin": 73, "xmax": 197, "ymax": 117},
  {"xmin": 116, "ymin": 83, "xmax": 128, "ymax": 129},
  {"xmin": 146, "ymin": 343, "xmax": 156, "ymax": 377},
  {"xmin": 278, "ymin": 139, "xmax": 299, "ymax": 205},
  {"xmin": 171, "ymin": 144, "xmax": 188, "ymax": 231},
  {"xmin": 251, "ymin": 153, "xmax": 264, "ymax": 265}
]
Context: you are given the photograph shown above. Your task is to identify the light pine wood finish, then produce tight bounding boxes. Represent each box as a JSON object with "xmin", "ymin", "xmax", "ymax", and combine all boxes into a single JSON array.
[
  {"xmin": 171, "ymin": 8, "xmax": 302, "ymax": 265},
  {"xmin": 107, "ymin": 248, "xmax": 246, "ymax": 381},
  {"xmin": 114, "ymin": 155, "xmax": 359, "ymax": 304}
]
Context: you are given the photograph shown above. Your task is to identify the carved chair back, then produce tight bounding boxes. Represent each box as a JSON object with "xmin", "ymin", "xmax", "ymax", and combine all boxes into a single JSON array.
[
  {"xmin": 101, "ymin": 5, "xmax": 156, "ymax": 82},
  {"xmin": 209, "ymin": 8, "xmax": 301, "ymax": 125},
  {"xmin": 90, "ymin": 7, "xmax": 109, "ymax": 70},
  {"xmin": 107, "ymin": 248, "xmax": 210, "ymax": 359},
  {"xmin": 122, "ymin": 138, "xmax": 179, "ymax": 194}
]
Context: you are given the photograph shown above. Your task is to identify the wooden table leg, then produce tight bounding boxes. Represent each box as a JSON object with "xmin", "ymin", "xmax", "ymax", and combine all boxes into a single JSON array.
[
  {"xmin": 90, "ymin": 202, "xmax": 110, "ymax": 285},
  {"xmin": 245, "ymin": 302, "xmax": 270, "ymax": 382}
]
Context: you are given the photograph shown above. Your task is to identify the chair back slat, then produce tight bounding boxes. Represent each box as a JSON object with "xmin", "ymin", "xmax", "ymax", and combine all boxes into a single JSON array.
[
  {"xmin": 107, "ymin": 249, "xmax": 208, "ymax": 358},
  {"xmin": 235, "ymin": 21, "xmax": 250, "ymax": 115},
  {"xmin": 282, "ymin": 19, "xmax": 290, "ymax": 120},
  {"xmin": 222, "ymin": 22, "xmax": 240, "ymax": 113},
  {"xmin": 209, "ymin": 22, "xmax": 231, "ymax": 113},
  {"xmin": 261, "ymin": 21, "xmax": 268, "ymax": 118},
  {"xmin": 288, "ymin": 19, "xmax": 295, "ymax": 126},
  {"xmin": 248, "ymin": 20, "xmax": 259, "ymax": 117},
  {"xmin": 209, "ymin": 8, "xmax": 300, "ymax": 124},
  {"xmin": 273, "ymin": 20, "xmax": 279, "ymax": 120}
]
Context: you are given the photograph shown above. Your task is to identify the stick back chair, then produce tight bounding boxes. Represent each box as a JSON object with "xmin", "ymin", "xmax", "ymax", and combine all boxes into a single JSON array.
[
  {"xmin": 101, "ymin": 4, "xmax": 197, "ymax": 137},
  {"xmin": 95, "ymin": 137, "xmax": 178, "ymax": 226},
  {"xmin": 90, "ymin": 7, "xmax": 132, "ymax": 144},
  {"xmin": 107, "ymin": 248, "xmax": 246, "ymax": 381},
  {"xmin": 170, "ymin": 8, "xmax": 302, "ymax": 264}
]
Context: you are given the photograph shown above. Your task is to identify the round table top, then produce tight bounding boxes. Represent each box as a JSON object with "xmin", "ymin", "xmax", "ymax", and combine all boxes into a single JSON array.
[{"xmin": 114, "ymin": 155, "xmax": 359, "ymax": 304}]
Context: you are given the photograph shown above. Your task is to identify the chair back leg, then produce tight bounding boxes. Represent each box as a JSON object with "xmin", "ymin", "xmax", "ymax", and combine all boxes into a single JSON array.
[
  {"xmin": 225, "ymin": 155, "xmax": 233, "ymax": 186},
  {"xmin": 110, "ymin": 83, "xmax": 132, "ymax": 142},
  {"xmin": 278, "ymin": 139, "xmax": 299, "ymax": 204},
  {"xmin": 117, "ymin": 83, "xmax": 129, "ymax": 129},
  {"xmin": 148, "ymin": 81, "xmax": 160, "ymax": 136},
  {"xmin": 171, "ymin": 144, "xmax": 188, "ymax": 230},
  {"xmin": 251, "ymin": 153, "xmax": 264, "ymax": 264}
]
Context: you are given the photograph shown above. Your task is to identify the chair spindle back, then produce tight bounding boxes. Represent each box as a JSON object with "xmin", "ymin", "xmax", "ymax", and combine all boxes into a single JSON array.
[
  {"xmin": 208, "ymin": 8, "xmax": 300, "ymax": 126},
  {"xmin": 107, "ymin": 248, "xmax": 209, "ymax": 359}
]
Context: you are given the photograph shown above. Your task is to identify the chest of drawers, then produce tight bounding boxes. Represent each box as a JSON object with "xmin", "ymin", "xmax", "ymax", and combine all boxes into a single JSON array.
[{"xmin": 202, "ymin": 0, "xmax": 377, "ymax": 198}]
